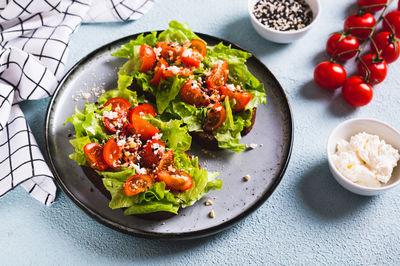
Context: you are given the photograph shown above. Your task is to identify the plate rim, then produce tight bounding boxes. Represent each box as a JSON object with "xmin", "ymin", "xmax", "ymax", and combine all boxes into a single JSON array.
[{"xmin": 44, "ymin": 31, "xmax": 294, "ymax": 240}]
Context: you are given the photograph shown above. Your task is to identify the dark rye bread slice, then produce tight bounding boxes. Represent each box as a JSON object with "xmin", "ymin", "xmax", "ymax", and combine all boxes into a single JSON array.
[{"xmin": 190, "ymin": 107, "xmax": 257, "ymax": 150}]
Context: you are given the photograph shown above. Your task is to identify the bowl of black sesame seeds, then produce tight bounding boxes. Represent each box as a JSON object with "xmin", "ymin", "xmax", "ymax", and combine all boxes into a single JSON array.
[{"xmin": 248, "ymin": 0, "xmax": 320, "ymax": 43}]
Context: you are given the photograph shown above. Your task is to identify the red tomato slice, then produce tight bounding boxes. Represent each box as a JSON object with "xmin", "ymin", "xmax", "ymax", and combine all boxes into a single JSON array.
[
  {"xmin": 140, "ymin": 139, "xmax": 166, "ymax": 168},
  {"xmin": 203, "ymin": 103, "xmax": 226, "ymax": 131},
  {"xmin": 158, "ymin": 150, "xmax": 174, "ymax": 170},
  {"xmin": 220, "ymin": 85, "xmax": 253, "ymax": 112},
  {"xmin": 181, "ymin": 48, "xmax": 203, "ymax": 67},
  {"xmin": 83, "ymin": 143, "xmax": 109, "ymax": 171},
  {"xmin": 130, "ymin": 104, "xmax": 156, "ymax": 117},
  {"xmin": 130, "ymin": 114, "xmax": 159, "ymax": 141},
  {"xmin": 150, "ymin": 58, "xmax": 168, "ymax": 85},
  {"xmin": 139, "ymin": 44, "xmax": 156, "ymax": 72},
  {"xmin": 104, "ymin": 97, "xmax": 131, "ymax": 111},
  {"xmin": 162, "ymin": 66, "xmax": 193, "ymax": 79},
  {"xmin": 206, "ymin": 60, "xmax": 229, "ymax": 88},
  {"xmin": 124, "ymin": 174, "xmax": 154, "ymax": 196},
  {"xmin": 180, "ymin": 79, "xmax": 210, "ymax": 107},
  {"xmin": 156, "ymin": 42, "xmax": 182, "ymax": 61},
  {"xmin": 103, "ymin": 137, "xmax": 123, "ymax": 170},
  {"xmin": 157, "ymin": 170, "xmax": 193, "ymax": 192},
  {"xmin": 190, "ymin": 39, "xmax": 207, "ymax": 57}
]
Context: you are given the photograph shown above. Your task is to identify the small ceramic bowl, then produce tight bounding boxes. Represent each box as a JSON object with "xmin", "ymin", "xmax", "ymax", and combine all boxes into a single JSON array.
[
  {"xmin": 248, "ymin": 0, "xmax": 320, "ymax": 43},
  {"xmin": 327, "ymin": 118, "xmax": 400, "ymax": 196}
]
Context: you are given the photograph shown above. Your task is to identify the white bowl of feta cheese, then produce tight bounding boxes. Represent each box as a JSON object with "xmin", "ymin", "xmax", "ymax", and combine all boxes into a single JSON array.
[{"xmin": 327, "ymin": 118, "xmax": 400, "ymax": 196}]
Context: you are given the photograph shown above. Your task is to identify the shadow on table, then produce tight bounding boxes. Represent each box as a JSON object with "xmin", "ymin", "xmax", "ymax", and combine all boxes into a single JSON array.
[
  {"xmin": 221, "ymin": 16, "xmax": 289, "ymax": 57},
  {"xmin": 299, "ymin": 80, "xmax": 356, "ymax": 117},
  {"xmin": 296, "ymin": 160, "xmax": 375, "ymax": 219},
  {"xmin": 39, "ymin": 193, "xmax": 239, "ymax": 260}
]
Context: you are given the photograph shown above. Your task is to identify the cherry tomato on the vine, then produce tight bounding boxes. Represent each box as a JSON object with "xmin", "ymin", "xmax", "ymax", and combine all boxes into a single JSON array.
[
  {"xmin": 371, "ymin": 32, "xmax": 400, "ymax": 64},
  {"xmin": 342, "ymin": 76, "xmax": 373, "ymax": 107},
  {"xmin": 326, "ymin": 33, "xmax": 359, "ymax": 61},
  {"xmin": 344, "ymin": 13, "xmax": 376, "ymax": 40},
  {"xmin": 357, "ymin": 0, "xmax": 387, "ymax": 13},
  {"xmin": 357, "ymin": 53, "xmax": 387, "ymax": 85},
  {"xmin": 314, "ymin": 61, "xmax": 347, "ymax": 90},
  {"xmin": 382, "ymin": 11, "xmax": 400, "ymax": 37}
]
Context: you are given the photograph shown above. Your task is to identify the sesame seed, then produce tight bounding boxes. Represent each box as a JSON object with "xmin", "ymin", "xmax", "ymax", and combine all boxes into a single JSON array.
[
  {"xmin": 243, "ymin": 175, "xmax": 251, "ymax": 181},
  {"xmin": 205, "ymin": 199, "xmax": 213, "ymax": 206}
]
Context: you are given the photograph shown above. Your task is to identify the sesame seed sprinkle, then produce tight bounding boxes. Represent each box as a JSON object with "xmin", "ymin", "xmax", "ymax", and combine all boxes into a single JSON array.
[{"xmin": 253, "ymin": 0, "xmax": 313, "ymax": 32}]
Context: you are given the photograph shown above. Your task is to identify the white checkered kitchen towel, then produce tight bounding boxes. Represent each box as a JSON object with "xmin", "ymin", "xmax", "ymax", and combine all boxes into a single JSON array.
[{"xmin": 0, "ymin": 0, "xmax": 155, "ymax": 206}]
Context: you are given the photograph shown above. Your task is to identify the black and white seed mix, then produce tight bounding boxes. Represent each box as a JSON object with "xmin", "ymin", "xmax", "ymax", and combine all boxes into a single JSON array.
[{"xmin": 253, "ymin": 0, "xmax": 313, "ymax": 32}]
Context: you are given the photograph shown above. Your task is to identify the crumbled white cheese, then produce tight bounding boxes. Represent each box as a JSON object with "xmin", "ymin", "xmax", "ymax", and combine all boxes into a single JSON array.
[
  {"xmin": 152, "ymin": 133, "xmax": 163, "ymax": 140},
  {"xmin": 166, "ymin": 66, "xmax": 181, "ymax": 75},
  {"xmin": 81, "ymin": 92, "xmax": 91, "ymax": 100},
  {"xmin": 151, "ymin": 142, "xmax": 165, "ymax": 154},
  {"xmin": 181, "ymin": 48, "xmax": 193, "ymax": 57},
  {"xmin": 226, "ymin": 84, "xmax": 236, "ymax": 91},
  {"xmin": 154, "ymin": 46, "xmax": 162, "ymax": 57},
  {"xmin": 103, "ymin": 110, "xmax": 118, "ymax": 119},
  {"xmin": 332, "ymin": 132, "xmax": 400, "ymax": 187}
]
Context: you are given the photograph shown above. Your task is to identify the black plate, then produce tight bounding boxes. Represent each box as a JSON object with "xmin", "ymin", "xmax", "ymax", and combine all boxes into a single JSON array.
[{"xmin": 45, "ymin": 32, "xmax": 293, "ymax": 239}]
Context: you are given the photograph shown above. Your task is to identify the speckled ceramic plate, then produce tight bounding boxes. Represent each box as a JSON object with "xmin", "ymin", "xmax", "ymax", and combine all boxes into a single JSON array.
[{"xmin": 45, "ymin": 32, "xmax": 293, "ymax": 239}]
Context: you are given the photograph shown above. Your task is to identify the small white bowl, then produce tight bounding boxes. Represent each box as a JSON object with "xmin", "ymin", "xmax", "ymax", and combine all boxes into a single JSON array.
[
  {"xmin": 327, "ymin": 118, "xmax": 400, "ymax": 196},
  {"xmin": 248, "ymin": 0, "xmax": 320, "ymax": 43}
]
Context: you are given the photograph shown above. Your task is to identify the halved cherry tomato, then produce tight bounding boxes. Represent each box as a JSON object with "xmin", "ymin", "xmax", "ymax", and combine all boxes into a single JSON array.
[
  {"xmin": 180, "ymin": 79, "xmax": 210, "ymax": 107},
  {"xmin": 156, "ymin": 42, "xmax": 182, "ymax": 61},
  {"xmin": 130, "ymin": 104, "xmax": 156, "ymax": 117},
  {"xmin": 103, "ymin": 137, "xmax": 122, "ymax": 170},
  {"xmin": 139, "ymin": 44, "xmax": 156, "ymax": 72},
  {"xmin": 206, "ymin": 60, "xmax": 229, "ymax": 88},
  {"xmin": 162, "ymin": 66, "xmax": 193, "ymax": 79},
  {"xmin": 104, "ymin": 97, "xmax": 131, "ymax": 111},
  {"xmin": 220, "ymin": 84, "xmax": 253, "ymax": 112},
  {"xmin": 158, "ymin": 150, "xmax": 174, "ymax": 170},
  {"xmin": 124, "ymin": 174, "xmax": 154, "ymax": 196},
  {"xmin": 181, "ymin": 48, "xmax": 203, "ymax": 67},
  {"xmin": 190, "ymin": 39, "xmax": 207, "ymax": 57},
  {"xmin": 140, "ymin": 139, "xmax": 166, "ymax": 168},
  {"xmin": 83, "ymin": 143, "xmax": 108, "ymax": 171},
  {"xmin": 129, "ymin": 114, "xmax": 159, "ymax": 141},
  {"xmin": 203, "ymin": 103, "xmax": 226, "ymax": 131},
  {"xmin": 157, "ymin": 170, "xmax": 193, "ymax": 192},
  {"xmin": 151, "ymin": 58, "xmax": 168, "ymax": 85}
]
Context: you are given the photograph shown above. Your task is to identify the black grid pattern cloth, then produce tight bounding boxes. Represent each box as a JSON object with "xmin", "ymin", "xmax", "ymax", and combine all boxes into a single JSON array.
[{"xmin": 0, "ymin": 0, "xmax": 155, "ymax": 206}]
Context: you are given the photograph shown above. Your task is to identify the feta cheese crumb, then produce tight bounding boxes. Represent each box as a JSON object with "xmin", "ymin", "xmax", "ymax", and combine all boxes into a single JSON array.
[
  {"xmin": 81, "ymin": 92, "xmax": 91, "ymax": 100},
  {"xmin": 332, "ymin": 132, "xmax": 400, "ymax": 187}
]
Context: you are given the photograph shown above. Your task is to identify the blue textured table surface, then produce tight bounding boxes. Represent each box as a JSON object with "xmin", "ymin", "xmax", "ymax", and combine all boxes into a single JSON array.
[{"xmin": 3, "ymin": 0, "xmax": 400, "ymax": 264}]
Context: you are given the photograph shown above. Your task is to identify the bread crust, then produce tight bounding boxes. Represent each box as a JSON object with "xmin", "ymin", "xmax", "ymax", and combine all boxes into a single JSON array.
[{"xmin": 190, "ymin": 107, "xmax": 257, "ymax": 150}]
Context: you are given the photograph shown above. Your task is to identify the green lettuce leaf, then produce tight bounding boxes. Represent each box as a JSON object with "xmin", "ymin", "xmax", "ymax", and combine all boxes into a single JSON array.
[
  {"xmin": 157, "ymin": 21, "xmax": 202, "ymax": 43},
  {"xmin": 97, "ymin": 87, "xmax": 139, "ymax": 106},
  {"xmin": 111, "ymin": 32, "xmax": 158, "ymax": 59}
]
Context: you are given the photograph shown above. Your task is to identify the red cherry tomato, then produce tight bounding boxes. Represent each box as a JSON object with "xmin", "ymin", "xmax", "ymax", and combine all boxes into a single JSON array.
[
  {"xmin": 382, "ymin": 11, "xmax": 400, "ymax": 37},
  {"xmin": 313, "ymin": 61, "xmax": 347, "ymax": 90},
  {"xmin": 156, "ymin": 42, "xmax": 182, "ymax": 61},
  {"xmin": 139, "ymin": 44, "xmax": 156, "ymax": 72},
  {"xmin": 162, "ymin": 66, "xmax": 193, "ymax": 79},
  {"xmin": 326, "ymin": 33, "xmax": 359, "ymax": 61},
  {"xmin": 124, "ymin": 174, "xmax": 154, "ymax": 196},
  {"xmin": 83, "ymin": 143, "xmax": 109, "ymax": 171},
  {"xmin": 103, "ymin": 97, "xmax": 131, "ymax": 134},
  {"xmin": 157, "ymin": 170, "xmax": 193, "ymax": 192},
  {"xmin": 342, "ymin": 76, "xmax": 373, "ymax": 107},
  {"xmin": 206, "ymin": 60, "xmax": 229, "ymax": 88},
  {"xmin": 357, "ymin": 53, "xmax": 387, "ymax": 85},
  {"xmin": 203, "ymin": 103, "xmax": 226, "ymax": 131},
  {"xmin": 151, "ymin": 58, "xmax": 168, "ymax": 86},
  {"xmin": 180, "ymin": 79, "xmax": 210, "ymax": 107},
  {"xmin": 130, "ymin": 104, "xmax": 156, "ymax": 117},
  {"xmin": 344, "ymin": 13, "xmax": 376, "ymax": 40},
  {"xmin": 220, "ymin": 85, "xmax": 253, "ymax": 112},
  {"xmin": 103, "ymin": 137, "xmax": 122, "ymax": 170},
  {"xmin": 104, "ymin": 97, "xmax": 131, "ymax": 111},
  {"xmin": 158, "ymin": 150, "xmax": 174, "ymax": 170},
  {"xmin": 371, "ymin": 32, "xmax": 400, "ymax": 64},
  {"xmin": 140, "ymin": 139, "xmax": 166, "ymax": 168},
  {"xmin": 190, "ymin": 39, "xmax": 207, "ymax": 56},
  {"xmin": 129, "ymin": 114, "xmax": 159, "ymax": 141},
  {"xmin": 357, "ymin": 0, "xmax": 387, "ymax": 12}
]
